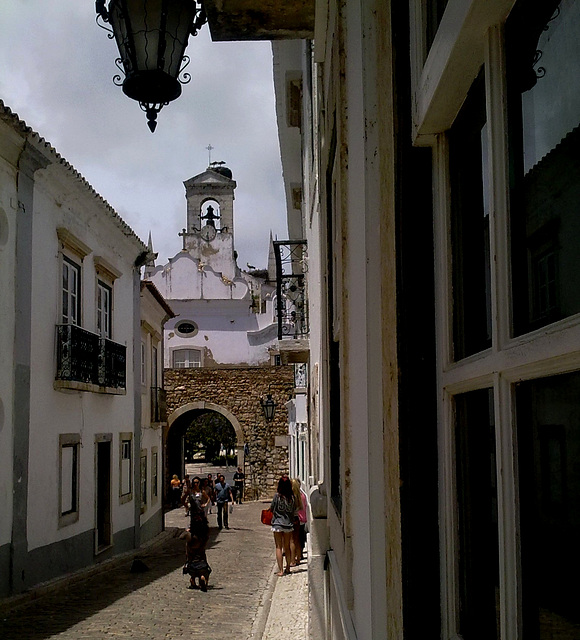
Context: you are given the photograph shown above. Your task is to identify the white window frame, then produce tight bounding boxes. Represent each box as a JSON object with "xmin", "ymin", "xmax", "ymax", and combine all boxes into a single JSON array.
[
  {"xmin": 57, "ymin": 228, "xmax": 91, "ymax": 328},
  {"xmin": 97, "ymin": 280, "xmax": 112, "ymax": 338},
  {"xmin": 59, "ymin": 433, "xmax": 80, "ymax": 527},
  {"xmin": 119, "ymin": 433, "xmax": 133, "ymax": 503},
  {"xmin": 140, "ymin": 449, "xmax": 147, "ymax": 513},
  {"xmin": 141, "ymin": 339, "xmax": 147, "ymax": 386},
  {"xmin": 417, "ymin": 5, "xmax": 580, "ymax": 639},
  {"xmin": 172, "ymin": 348, "xmax": 202, "ymax": 368},
  {"xmin": 152, "ymin": 344, "xmax": 159, "ymax": 386},
  {"xmin": 62, "ymin": 256, "xmax": 81, "ymax": 326},
  {"xmin": 151, "ymin": 448, "xmax": 159, "ymax": 503}
]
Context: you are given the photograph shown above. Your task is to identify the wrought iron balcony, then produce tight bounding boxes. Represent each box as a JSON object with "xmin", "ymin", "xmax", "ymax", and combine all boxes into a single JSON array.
[
  {"xmin": 151, "ymin": 387, "xmax": 167, "ymax": 423},
  {"xmin": 56, "ymin": 324, "xmax": 126, "ymax": 391},
  {"xmin": 273, "ymin": 240, "xmax": 309, "ymax": 340},
  {"xmin": 100, "ymin": 337, "xmax": 127, "ymax": 389}
]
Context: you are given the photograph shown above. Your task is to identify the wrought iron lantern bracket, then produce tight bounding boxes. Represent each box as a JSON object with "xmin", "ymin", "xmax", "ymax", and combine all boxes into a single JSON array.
[{"xmin": 96, "ymin": 0, "xmax": 207, "ymax": 132}]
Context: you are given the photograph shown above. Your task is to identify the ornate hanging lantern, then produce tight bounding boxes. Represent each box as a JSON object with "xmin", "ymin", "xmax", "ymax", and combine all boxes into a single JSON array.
[
  {"xmin": 261, "ymin": 393, "xmax": 276, "ymax": 421},
  {"xmin": 96, "ymin": 0, "xmax": 206, "ymax": 132}
]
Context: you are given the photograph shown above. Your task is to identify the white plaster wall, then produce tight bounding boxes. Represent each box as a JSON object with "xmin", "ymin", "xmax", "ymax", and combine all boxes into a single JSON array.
[
  {"xmin": 0, "ymin": 128, "xmax": 20, "ymax": 550},
  {"xmin": 165, "ymin": 299, "xmax": 277, "ymax": 367},
  {"xmin": 26, "ymin": 166, "xmax": 141, "ymax": 551},
  {"xmin": 184, "ymin": 233, "xmax": 237, "ymax": 280},
  {"xmin": 149, "ymin": 253, "xmax": 249, "ymax": 301},
  {"xmin": 139, "ymin": 286, "xmax": 170, "ymax": 528},
  {"xmin": 272, "ymin": 40, "xmax": 305, "ymax": 241},
  {"xmin": 139, "ymin": 427, "xmax": 162, "ymax": 526}
]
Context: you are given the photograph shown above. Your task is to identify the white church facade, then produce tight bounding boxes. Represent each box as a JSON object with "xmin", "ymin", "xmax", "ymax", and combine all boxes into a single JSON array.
[{"xmin": 146, "ymin": 163, "xmax": 280, "ymax": 369}]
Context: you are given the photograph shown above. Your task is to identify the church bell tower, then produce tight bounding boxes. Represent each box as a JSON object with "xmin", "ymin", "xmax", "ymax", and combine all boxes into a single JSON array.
[{"xmin": 181, "ymin": 162, "xmax": 238, "ymax": 277}]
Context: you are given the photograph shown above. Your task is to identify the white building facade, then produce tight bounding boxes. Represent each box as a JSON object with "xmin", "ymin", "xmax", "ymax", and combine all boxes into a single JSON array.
[
  {"xmin": 139, "ymin": 281, "xmax": 175, "ymax": 544},
  {"xmin": 0, "ymin": 102, "xmax": 148, "ymax": 596},
  {"xmin": 269, "ymin": 1, "xmax": 580, "ymax": 638}
]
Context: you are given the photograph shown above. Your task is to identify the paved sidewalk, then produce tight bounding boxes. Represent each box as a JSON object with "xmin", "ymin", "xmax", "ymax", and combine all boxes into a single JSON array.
[
  {"xmin": 0, "ymin": 499, "xmax": 308, "ymax": 640},
  {"xmin": 262, "ymin": 562, "xmax": 308, "ymax": 639}
]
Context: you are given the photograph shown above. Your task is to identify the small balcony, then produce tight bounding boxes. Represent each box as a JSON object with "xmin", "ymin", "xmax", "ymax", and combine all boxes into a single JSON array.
[
  {"xmin": 150, "ymin": 387, "xmax": 167, "ymax": 423},
  {"xmin": 55, "ymin": 324, "xmax": 126, "ymax": 394}
]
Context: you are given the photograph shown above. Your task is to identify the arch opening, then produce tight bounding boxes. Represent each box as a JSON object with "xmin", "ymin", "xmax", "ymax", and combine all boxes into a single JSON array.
[{"xmin": 164, "ymin": 402, "xmax": 244, "ymax": 503}]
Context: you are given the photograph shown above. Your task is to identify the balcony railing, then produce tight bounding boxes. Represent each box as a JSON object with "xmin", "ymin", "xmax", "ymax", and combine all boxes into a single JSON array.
[
  {"xmin": 100, "ymin": 337, "xmax": 126, "ymax": 389},
  {"xmin": 56, "ymin": 324, "xmax": 126, "ymax": 391},
  {"xmin": 151, "ymin": 387, "xmax": 167, "ymax": 423},
  {"xmin": 273, "ymin": 240, "xmax": 309, "ymax": 340}
]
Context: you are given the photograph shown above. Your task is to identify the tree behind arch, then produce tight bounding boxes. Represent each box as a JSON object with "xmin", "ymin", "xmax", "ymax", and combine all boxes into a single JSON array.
[{"xmin": 184, "ymin": 411, "xmax": 236, "ymax": 462}]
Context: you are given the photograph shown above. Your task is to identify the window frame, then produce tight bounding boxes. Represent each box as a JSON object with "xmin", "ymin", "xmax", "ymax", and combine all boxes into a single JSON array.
[
  {"xmin": 151, "ymin": 448, "xmax": 159, "ymax": 503},
  {"xmin": 97, "ymin": 279, "xmax": 112, "ymax": 339},
  {"xmin": 174, "ymin": 320, "xmax": 199, "ymax": 338},
  {"xmin": 62, "ymin": 255, "xmax": 81, "ymax": 327},
  {"xmin": 59, "ymin": 433, "xmax": 80, "ymax": 528},
  {"xmin": 57, "ymin": 228, "xmax": 91, "ymax": 328},
  {"xmin": 140, "ymin": 449, "xmax": 147, "ymax": 513},
  {"xmin": 423, "ymin": 5, "xmax": 580, "ymax": 639},
  {"xmin": 119, "ymin": 432, "xmax": 133, "ymax": 503},
  {"xmin": 141, "ymin": 339, "xmax": 147, "ymax": 386},
  {"xmin": 172, "ymin": 348, "xmax": 202, "ymax": 369}
]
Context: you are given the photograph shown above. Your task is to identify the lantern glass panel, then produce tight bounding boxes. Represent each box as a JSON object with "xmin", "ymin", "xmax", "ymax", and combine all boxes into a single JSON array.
[
  {"xmin": 108, "ymin": 0, "xmax": 196, "ymax": 104},
  {"xmin": 132, "ymin": 0, "xmax": 161, "ymax": 72}
]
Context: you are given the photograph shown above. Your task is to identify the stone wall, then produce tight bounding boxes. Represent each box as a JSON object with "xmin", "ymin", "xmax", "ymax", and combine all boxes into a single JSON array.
[{"xmin": 164, "ymin": 365, "xmax": 295, "ymax": 499}]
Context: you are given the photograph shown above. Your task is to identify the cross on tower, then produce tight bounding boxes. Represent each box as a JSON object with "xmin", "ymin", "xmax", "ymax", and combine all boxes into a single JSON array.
[{"xmin": 206, "ymin": 144, "xmax": 214, "ymax": 165}]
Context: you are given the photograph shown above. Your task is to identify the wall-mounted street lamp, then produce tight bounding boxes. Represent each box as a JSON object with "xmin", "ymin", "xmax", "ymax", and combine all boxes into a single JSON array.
[
  {"xmin": 261, "ymin": 393, "xmax": 276, "ymax": 421},
  {"xmin": 96, "ymin": 0, "xmax": 207, "ymax": 132}
]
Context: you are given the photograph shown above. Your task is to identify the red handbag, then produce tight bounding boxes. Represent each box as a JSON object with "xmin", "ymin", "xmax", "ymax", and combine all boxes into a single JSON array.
[{"xmin": 261, "ymin": 509, "xmax": 273, "ymax": 525}]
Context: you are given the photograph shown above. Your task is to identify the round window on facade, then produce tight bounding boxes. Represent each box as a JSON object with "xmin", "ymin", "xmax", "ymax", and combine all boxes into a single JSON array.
[{"xmin": 175, "ymin": 320, "xmax": 198, "ymax": 338}]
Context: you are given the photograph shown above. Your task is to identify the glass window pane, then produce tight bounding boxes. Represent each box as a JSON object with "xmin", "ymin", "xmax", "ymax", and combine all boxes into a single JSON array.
[
  {"xmin": 455, "ymin": 388, "xmax": 499, "ymax": 639},
  {"xmin": 140, "ymin": 455, "xmax": 147, "ymax": 507},
  {"xmin": 61, "ymin": 444, "xmax": 77, "ymax": 515},
  {"xmin": 172, "ymin": 349, "xmax": 201, "ymax": 368},
  {"xmin": 508, "ymin": 0, "xmax": 580, "ymax": 335},
  {"xmin": 62, "ymin": 259, "xmax": 80, "ymax": 326},
  {"xmin": 449, "ymin": 69, "xmax": 492, "ymax": 360},
  {"xmin": 425, "ymin": 0, "xmax": 449, "ymax": 58},
  {"xmin": 121, "ymin": 440, "xmax": 131, "ymax": 495},
  {"xmin": 516, "ymin": 371, "xmax": 580, "ymax": 638}
]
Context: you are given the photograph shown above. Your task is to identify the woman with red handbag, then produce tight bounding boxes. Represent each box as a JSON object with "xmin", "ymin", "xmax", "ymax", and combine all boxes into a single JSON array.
[{"xmin": 268, "ymin": 475, "xmax": 297, "ymax": 576}]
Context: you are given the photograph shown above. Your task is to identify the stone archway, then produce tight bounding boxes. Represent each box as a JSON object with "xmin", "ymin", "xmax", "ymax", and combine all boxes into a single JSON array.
[
  {"xmin": 164, "ymin": 403, "xmax": 240, "ymax": 502},
  {"xmin": 163, "ymin": 366, "xmax": 295, "ymax": 502},
  {"xmin": 170, "ymin": 401, "xmax": 244, "ymax": 450}
]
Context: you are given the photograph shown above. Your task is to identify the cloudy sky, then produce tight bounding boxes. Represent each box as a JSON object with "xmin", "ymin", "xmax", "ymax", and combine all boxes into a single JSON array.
[{"xmin": 0, "ymin": 1, "xmax": 288, "ymax": 270}]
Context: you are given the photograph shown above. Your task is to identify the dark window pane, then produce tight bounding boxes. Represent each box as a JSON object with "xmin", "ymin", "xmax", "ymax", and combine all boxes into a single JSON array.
[
  {"xmin": 449, "ymin": 69, "xmax": 492, "ymax": 360},
  {"xmin": 507, "ymin": 0, "xmax": 580, "ymax": 335},
  {"xmin": 455, "ymin": 388, "xmax": 499, "ymax": 640},
  {"xmin": 425, "ymin": 0, "xmax": 449, "ymax": 58},
  {"xmin": 516, "ymin": 371, "xmax": 580, "ymax": 639}
]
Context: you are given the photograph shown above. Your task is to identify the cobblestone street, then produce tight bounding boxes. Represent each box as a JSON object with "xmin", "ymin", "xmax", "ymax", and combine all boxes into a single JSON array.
[{"xmin": 0, "ymin": 496, "xmax": 307, "ymax": 640}]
